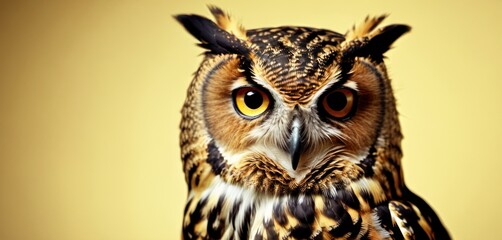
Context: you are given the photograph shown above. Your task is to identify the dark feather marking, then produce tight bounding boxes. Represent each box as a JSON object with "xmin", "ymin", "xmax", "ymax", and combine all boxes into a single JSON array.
[
  {"xmin": 313, "ymin": 231, "xmax": 324, "ymax": 240},
  {"xmin": 194, "ymin": 174, "xmax": 200, "ymax": 187},
  {"xmin": 287, "ymin": 27, "xmax": 304, "ymax": 43},
  {"xmin": 296, "ymin": 30, "xmax": 329, "ymax": 77},
  {"xmin": 391, "ymin": 202, "xmax": 430, "ymax": 240},
  {"xmin": 207, "ymin": 196, "xmax": 226, "ymax": 239},
  {"xmin": 182, "ymin": 149, "xmax": 193, "ymax": 163},
  {"xmin": 183, "ymin": 197, "xmax": 208, "ymax": 240},
  {"xmin": 308, "ymin": 158, "xmax": 331, "ymax": 177},
  {"xmin": 323, "ymin": 197, "xmax": 345, "ymax": 221},
  {"xmin": 238, "ymin": 205, "xmax": 254, "ymax": 239},
  {"xmin": 273, "ymin": 201, "xmax": 288, "ymax": 226},
  {"xmin": 317, "ymin": 47, "xmax": 338, "ymax": 71},
  {"xmin": 310, "ymin": 41, "xmax": 339, "ymax": 62},
  {"xmin": 328, "ymin": 207, "xmax": 353, "ymax": 237},
  {"xmin": 185, "ymin": 153, "xmax": 196, "ymax": 188},
  {"xmin": 349, "ymin": 216, "xmax": 363, "ymax": 239},
  {"xmin": 290, "ymin": 224, "xmax": 313, "ymax": 239},
  {"xmin": 264, "ymin": 219, "xmax": 278, "ymax": 240},
  {"xmin": 403, "ymin": 189, "xmax": 451, "ymax": 239},
  {"xmin": 382, "ymin": 168, "xmax": 398, "ymax": 198},
  {"xmin": 304, "ymin": 159, "xmax": 334, "ymax": 185},
  {"xmin": 229, "ymin": 199, "xmax": 242, "ymax": 230},
  {"xmin": 339, "ymin": 187, "xmax": 361, "ymax": 210},
  {"xmin": 207, "ymin": 141, "xmax": 226, "ymax": 175},
  {"xmin": 338, "ymin": 44, "xmax": 360, "ymax": 80},
  {"xmin": 359, "ymin": 187, "xmax": 376, "ymax": 209},
  {"xmin": 269, "ymin": 40, "xmax": 294, "ymax": 66},
  {"xmin": 357, "ymin": 147, "xmax": 377, "ymax": 177},
  {"xmin": 288, "ymin": 195, "xmax": 315, "ymax": 224},
  {"xmin": 374, "ymin": 204, "xmax": 404, "ymax": 240},
  {"xmin": 287, "ymin": 195, "xmax": 315, "ymax": 238},
  {"xmin": 298, "ymin": 30, "xmax": 319, "ymax": 48},
  {"xmin": 174, "ymin": 14, "xmax": 249, "ymax": 55},
  {"xmin": 183, "ymin": 198, "xmax": 193, "ymax": 217}
]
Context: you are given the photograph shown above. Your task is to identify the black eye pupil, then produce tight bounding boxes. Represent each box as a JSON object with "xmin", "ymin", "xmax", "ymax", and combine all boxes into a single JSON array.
[
  {"xmin": 244, "ymin": 91, "xmax": 263, "ymax": 109},
  {"xmin": 327, "ymin": 91, "xmax": 347, "ymax": 111}
]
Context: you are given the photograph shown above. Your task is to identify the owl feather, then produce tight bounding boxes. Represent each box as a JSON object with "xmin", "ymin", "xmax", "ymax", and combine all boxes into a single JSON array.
[
  {"xmin": 345, "ymin": 15, "xmax": 388, "ymax": 41},
  {"xmin": 174, "ymin": 11, "xmax": 249, "ymax": 55},
  {"xmin": 208, "ymin": 5, "xmax": 247, "ymax": 41}
]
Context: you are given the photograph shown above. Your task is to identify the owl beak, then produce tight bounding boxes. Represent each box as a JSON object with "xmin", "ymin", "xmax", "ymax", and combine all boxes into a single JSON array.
[{"xmin": 289, "ymin": 118, "xmax": 302, "ymax": 171}]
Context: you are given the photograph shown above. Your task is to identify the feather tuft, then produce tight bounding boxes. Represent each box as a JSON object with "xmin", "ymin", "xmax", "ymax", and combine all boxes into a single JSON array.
[
  {"xmin": 208, "ymin": 5, "xmax": 247, "ymax": 41},
  {"xmin": 346, "ymin": 15, "xmax": 388, "ymax": 40},
  {"xmin": 174, "ymin": 13, "xmax": 249, "ymax": 55}
]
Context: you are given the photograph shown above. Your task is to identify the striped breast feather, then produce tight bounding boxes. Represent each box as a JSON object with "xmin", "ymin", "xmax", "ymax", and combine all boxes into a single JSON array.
[{"xmin": 373, "ymin": 197, "xmax": 451, "ymax": 240}]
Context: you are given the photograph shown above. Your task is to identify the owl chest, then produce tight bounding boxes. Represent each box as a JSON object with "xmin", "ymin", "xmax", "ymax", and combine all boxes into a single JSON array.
[{"xmin": 182, "ymin": 182, "xmax": 389, "ymax": 240}]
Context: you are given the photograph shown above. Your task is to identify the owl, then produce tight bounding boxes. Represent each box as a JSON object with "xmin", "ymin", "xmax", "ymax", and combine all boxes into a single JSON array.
[{"xmin": 175, "ymin": 6, "xmax": 450, "ymax": 240}]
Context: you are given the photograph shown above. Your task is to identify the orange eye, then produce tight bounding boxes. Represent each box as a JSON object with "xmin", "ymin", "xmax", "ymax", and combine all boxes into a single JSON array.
[
  {"xmin": 233, "ymin": 87, "xmax": 271, "ymax": 119},
  {"xmin": 321, "ymin": 88, "xmax": 357, "ymax": 120}
]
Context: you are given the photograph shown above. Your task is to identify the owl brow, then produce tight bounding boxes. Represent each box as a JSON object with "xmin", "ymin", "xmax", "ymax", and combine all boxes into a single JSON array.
[
  {"xmin": 310, "ymin": 73, "xmax": 346, "ymax": 104},
  {"xmin": 228, "ymin": 61, "xmax": 269, "ymax": 96},
  {"xmin": 236, "ymin": 56, "xmax": 272, "ymax": 90},
  {"xmin": 338, "ymin": 52, "xmax": 359, "ymax": 82},
  {"xmin": 308, "ymin": 58, "xmax": 363, "ymax": 108},
  {"xmin": 322, "ymin": 59, "xmax": 352, "ymax": 90}
]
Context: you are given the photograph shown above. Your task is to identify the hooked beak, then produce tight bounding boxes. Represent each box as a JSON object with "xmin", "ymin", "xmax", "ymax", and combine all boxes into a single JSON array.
[{"xmin": 289, "ymin": 118, "xmax": 302, "ymax": 170}]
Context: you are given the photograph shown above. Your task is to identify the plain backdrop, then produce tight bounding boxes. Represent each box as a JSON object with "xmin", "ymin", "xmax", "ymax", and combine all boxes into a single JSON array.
[{"xmin": 1, "ymin": 1, "xmax": 501, "ymax": 239}]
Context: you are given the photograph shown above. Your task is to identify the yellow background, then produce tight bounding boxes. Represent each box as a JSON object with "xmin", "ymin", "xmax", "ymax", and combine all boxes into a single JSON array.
[{"xmin": 0, "ymin": 1, "xmax": 500, "ymax": 239}]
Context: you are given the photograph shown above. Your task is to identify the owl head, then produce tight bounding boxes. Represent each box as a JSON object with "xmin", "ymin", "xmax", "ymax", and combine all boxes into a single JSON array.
[{"xmin": 176, "ymin": 6, "xmax": 410, "ymax": 195}]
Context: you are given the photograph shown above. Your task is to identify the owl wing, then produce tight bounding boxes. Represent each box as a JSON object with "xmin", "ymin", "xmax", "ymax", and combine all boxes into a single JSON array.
[{"xmin": 374, "ymin": 190, "xmax": 451, "ymax": 240}]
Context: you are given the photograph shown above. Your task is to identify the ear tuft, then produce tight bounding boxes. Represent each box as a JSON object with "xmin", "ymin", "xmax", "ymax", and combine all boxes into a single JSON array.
[
  {"xmin": 174, "ymin": 13, "xmax": 249, "ymax": 55},
  {"xmin": 208, "ymin": 5, "xmax": 247, "ymax": 41},
  {"xmin": 365, "ymin": 24, "xmax": 411, "ymax": 58},
  {"xmin": 346, "ymin": 15, "xmax": 388, "ymax": 41},
  {"xmin": 343, "ymin": 23, "xmax": 410, "ymax": 61}
]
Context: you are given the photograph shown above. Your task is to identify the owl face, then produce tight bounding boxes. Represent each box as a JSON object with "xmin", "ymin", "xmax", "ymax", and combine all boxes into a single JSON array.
[
  {"xmin": 203, "ymin": 54, "xmax": 383, "ymax": 174},
  {"xmin": 177, "ymin": 7, "xmax": 409, "ymax": 194}
]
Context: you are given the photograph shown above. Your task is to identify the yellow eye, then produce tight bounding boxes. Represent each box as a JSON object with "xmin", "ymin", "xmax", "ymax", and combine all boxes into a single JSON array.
[
  {"xmin": 233, "ymin": 87, "xmax": 271, "ymax": 119},
  {"xmin": 321, "ymin": 88, "xmax": 357, "ymax": 120}
]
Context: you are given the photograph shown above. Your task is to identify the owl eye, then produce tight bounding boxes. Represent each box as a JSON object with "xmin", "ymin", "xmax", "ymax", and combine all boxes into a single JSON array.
[
  {"xmin": 320, "ymin": 88, "xmax": 357, "ymax": 120},
  {"xmin": 233, "ymin": 87, "xmax": 271, "ymax": 119}
]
